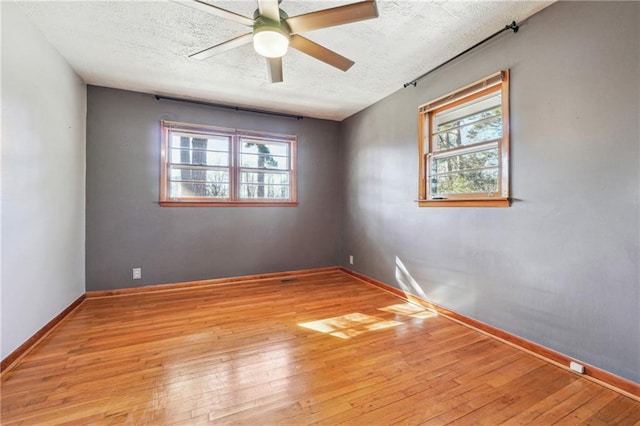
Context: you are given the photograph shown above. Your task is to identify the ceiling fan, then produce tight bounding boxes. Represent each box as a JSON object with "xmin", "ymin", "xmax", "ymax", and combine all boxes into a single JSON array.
[{"xmin": 172, "ymin": 0, "xmax": 379, "ymax": 83}]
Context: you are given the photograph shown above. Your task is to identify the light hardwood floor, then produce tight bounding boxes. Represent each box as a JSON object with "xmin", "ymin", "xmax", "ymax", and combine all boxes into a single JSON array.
[{"xmin": 1, "ymin": 271, "xmax": 639, "ymax": 425}]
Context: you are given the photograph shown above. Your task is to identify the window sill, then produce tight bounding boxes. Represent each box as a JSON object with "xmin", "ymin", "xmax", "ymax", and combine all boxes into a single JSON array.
[
  {"xmin": 418, "ymin": 198, "xmax": 510, "ymax": 208},
  {"xmin": 160, "ymin": 201, "xmax": 298, "ymax": 207}
]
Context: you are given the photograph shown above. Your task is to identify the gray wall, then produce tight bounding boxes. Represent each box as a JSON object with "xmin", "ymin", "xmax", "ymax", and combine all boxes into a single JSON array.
[
  {"xmin": 1, "ymin": 3, "xmax": 86, "ymax": 359},
  {"xmin": 340, "ymin": 1, "xmax": 639, "ymax": 383},
  {"xmin": 86, "ymin": 87, "xmax": 341, "ymax": 291}
]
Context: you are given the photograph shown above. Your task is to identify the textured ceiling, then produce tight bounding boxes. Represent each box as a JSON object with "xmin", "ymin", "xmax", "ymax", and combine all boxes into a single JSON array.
[{"xmin": 17, "ymin": 0, "xmax": 553, "ymax": 121}]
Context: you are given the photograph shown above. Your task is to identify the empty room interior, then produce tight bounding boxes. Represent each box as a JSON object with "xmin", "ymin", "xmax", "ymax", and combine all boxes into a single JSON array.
[{"xmin": 1, "ymin": 0, "xmax": 639, "ymax": 424}]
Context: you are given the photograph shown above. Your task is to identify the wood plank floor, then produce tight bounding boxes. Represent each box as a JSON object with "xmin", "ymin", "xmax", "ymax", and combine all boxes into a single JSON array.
[{"xmin": 2, "ymin": 271, "xmax": 639, "ymax": 425}]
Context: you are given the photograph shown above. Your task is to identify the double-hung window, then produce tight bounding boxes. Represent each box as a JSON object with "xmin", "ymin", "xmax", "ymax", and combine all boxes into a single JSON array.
[
  {"xmin": 160, "ymin": 121, "xmax": 297, "ymax": 206},
  {"xmin": 418, "ymin": 70, "xmax": 510, "ymax": 207}
]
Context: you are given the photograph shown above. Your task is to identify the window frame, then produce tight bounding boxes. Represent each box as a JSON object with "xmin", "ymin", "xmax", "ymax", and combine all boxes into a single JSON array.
[
  {"xmin": 160, "ymin": 121, "xmax": 297, "ymax": 207},
  {"xmin": 418, "ymin": 70, "xmax": 510, "ymax": 207}
]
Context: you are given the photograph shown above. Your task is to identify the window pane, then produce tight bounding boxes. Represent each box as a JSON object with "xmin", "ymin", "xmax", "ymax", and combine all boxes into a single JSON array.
[
  {"xmin": 240, "ymin": 153, "xmax": 288, "ymax": 170},
  {"xmin": 169, "ymin": 134, "xmax": 230, "ymax": 166},
  {"xmin": 241, "ymin": 171, "xmax": 290, "ymax": 185},
  {"xmin": 241, "ymin": 139, "xmax": 289, "ymax": 157},
  {"xmin": 169, "ymin": 182, "xmax": 229, "ymax": 198},
  {"xmin": 240, "ymin": 140, "xmax": 289, "ymax": 170},
  {"xmin": 240, "ymin": 184, "xmax": 290, "ymax": 199},
  {"xmin": 434, "ymin": 115, "xmax": 501, "ymax": 151},
  {"xmin": 433, "ymin": 92, "xmax": 502, "ymax": 151},
  {"xmin": 170, "ymin": 148, "xmax": 229, "ymax": 166},
  {"xmin": 170, "ymin": 134, "xmax": 229, "ymax": 151},
  {"xmin": 169, "ymin": 167, "xmax": 229, "ymax": 183},
  {"xmin": 431, "ymin": 168, "xmax": 499, "ymax": 196},
  {"xmin": 238, "ymin": 139, "xmax": 292, "ymax": 200},
  {"xmin": 433, "ymin": 147, "xmax": 498, "ymax": 174},
  {"xmin": 169, "ymin": 166, "xmax": 229, "ymax": 199},
  {"xmin": 435, "ymin": 92, "xmax": 501, "ymax": 129}
]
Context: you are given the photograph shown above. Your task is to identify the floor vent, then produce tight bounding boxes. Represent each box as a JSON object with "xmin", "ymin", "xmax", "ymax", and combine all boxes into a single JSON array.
[{"xmin": 280, "ymin": 278, "xmax": 300, "ymax": 283}]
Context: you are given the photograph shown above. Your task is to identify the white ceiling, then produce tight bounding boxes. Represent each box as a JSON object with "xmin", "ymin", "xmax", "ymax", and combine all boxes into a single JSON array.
[{"xmin": 17, "ymin": 0, "xmax": 553, "ymax": 121}]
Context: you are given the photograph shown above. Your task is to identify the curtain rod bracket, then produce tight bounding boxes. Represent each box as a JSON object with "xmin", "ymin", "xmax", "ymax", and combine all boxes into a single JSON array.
[{"xmin": 404, "ymin": 20, "xmax": 519, "ymax": 89}]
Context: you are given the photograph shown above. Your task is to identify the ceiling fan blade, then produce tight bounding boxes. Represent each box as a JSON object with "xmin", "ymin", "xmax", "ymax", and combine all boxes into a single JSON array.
[
  {"xmin": 258, "ymin": 0, "xmax": 280, "ymax": 22},
  {"xmin": 286, "ymin": 1, "xmax": 378, "ymax": 34},
  {"xmin": 289, "ymin": 35, "xmax": 354, "ymax": 71},
  {"xmin": 267, "ymin": 57, "xmax": 283, "ymax": 83},
  {"xmin": 171, "ymin": 0, "xmax": 254, "ymax": 27},
  {"xmin": 189, "ymin": 33, "xmax": 253, "ymax": 60}
]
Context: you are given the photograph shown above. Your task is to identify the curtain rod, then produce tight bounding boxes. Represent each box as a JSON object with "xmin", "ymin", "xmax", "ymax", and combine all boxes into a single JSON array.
[
  {"xmin": 154, "ymin": 95, "xmax": 304, "ymax": 120},
  {"xmin": 404, "ymin": 21, "xmax": 519, "ymax": 88}
]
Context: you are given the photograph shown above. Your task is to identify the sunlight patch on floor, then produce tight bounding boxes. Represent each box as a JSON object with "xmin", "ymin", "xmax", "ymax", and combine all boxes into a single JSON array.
[
  {"xmin": 298, "ymin": 313, "xmax": 402, "ymax": 339},
  {"xmin": 378, "ymin": 302, "xmax": 437, "ymax": 319}
]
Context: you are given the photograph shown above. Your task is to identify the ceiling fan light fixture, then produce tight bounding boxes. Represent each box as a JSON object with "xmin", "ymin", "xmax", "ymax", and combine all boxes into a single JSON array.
[
  {"xmin": 253, "ymin": 24, "xmax": 290, "ymax": 58},
  {"xmin": 178, "ymin": 0, "xmax": 380, "ymax": 82}
]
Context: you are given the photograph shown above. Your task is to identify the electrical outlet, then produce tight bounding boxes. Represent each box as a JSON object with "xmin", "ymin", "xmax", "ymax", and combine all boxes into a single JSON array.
[
  {"xmin": 132, "ymin": 268, "xmax": 142, "ymax": 280},
  {"xmin": 569, "ymin": 361, "xmax": 584, "ymax": 374},
  {"xmin": 349, "ymin": 255, "xmax": 354, "ymax": 265}
]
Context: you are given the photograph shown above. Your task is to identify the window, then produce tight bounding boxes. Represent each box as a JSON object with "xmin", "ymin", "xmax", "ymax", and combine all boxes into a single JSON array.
[
  {"xmin": 418, "ymin": 70, "xmax": 510, "ymax": 207},
  {"xmin": 160, "ymin": 121, "xmax": 297, "ymax": 206}
]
